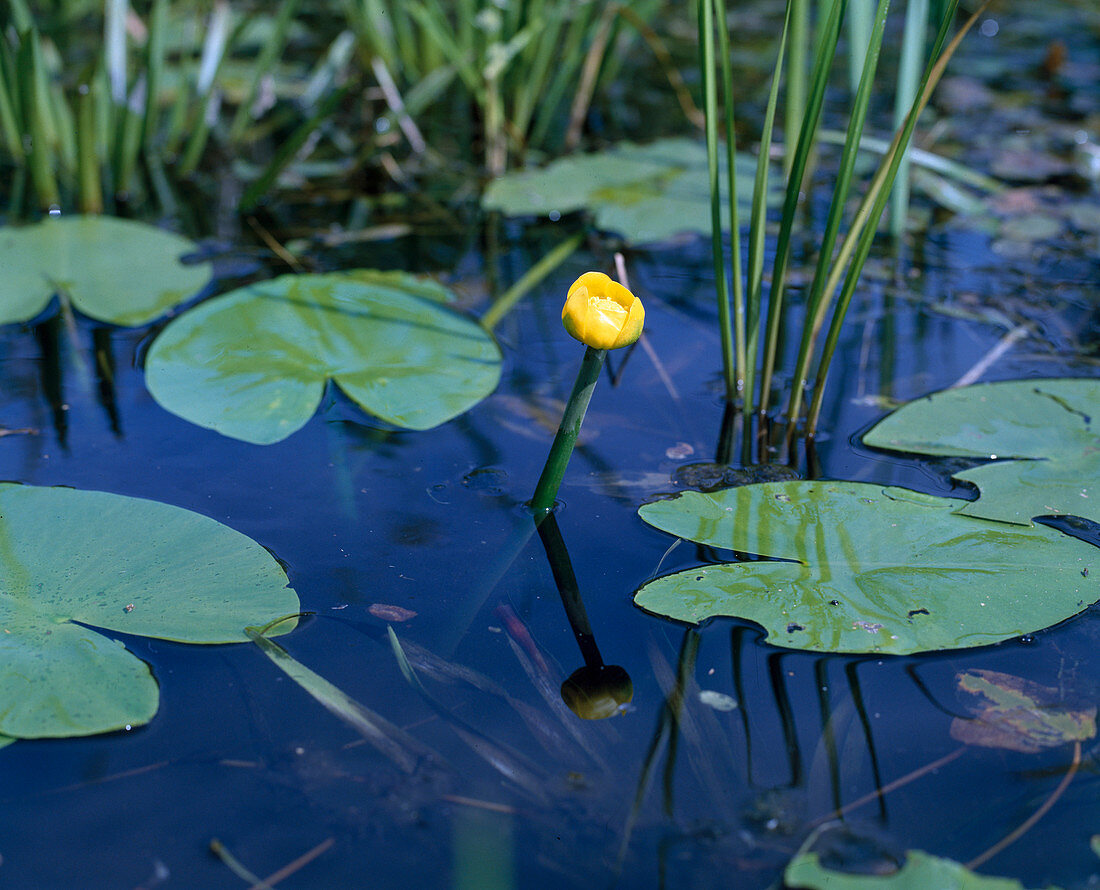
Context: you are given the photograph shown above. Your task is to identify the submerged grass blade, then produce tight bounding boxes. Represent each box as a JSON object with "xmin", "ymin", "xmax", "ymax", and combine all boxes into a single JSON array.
[
  {"xmin": 387, "ymin": 627, "xmax": 550, "ymax": 804},
  {"xmin": 246, "ymin": 621, "xmax": 435, "ymax": 773},
  {"xmin": 480, "ymin": 231, "xmax": 583, "ymax": 332}
]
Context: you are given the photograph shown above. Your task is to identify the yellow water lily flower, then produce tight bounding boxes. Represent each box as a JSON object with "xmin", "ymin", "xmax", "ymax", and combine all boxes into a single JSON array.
[{"xmin": 561, "ymin": 271, "xmax": 644, "ymax": 350}]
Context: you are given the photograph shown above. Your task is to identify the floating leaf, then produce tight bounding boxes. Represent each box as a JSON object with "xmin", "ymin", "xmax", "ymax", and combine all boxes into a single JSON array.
[
  {"xmin": 634, "ymin": 482, "xmax": 1095, "ymax": 655},
  {"xmin": 0, "ymin": 483, "xmax": 298, "ymax": 739},
  {"xmin": 0, "ymin": 215, "xmax": 211, "ymax": 326},
  {"xmin": 482, "ymin": 138, "xmax": 768, "ymax": 245},
  {"xmin": 786, "ymin": 849, "xmax": 1062, "ymax": 889},
  {"xmin": 145, "ymin": 270, "xmax": 502, "ymax": 444},
  {"xmin": 950, "ymin": 669, "xmax": 1096, "ymax": 753},
  {"xmin": 863, "ymin": 379, "xmax": 1100, "ymax": 526}
]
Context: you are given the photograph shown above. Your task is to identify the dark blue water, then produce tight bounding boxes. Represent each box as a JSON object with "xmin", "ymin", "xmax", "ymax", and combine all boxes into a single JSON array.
[
  {"xmin": 2, "ymin": 4, "xmax": 1099, "ymax": 886},
  {"xmin": 0, "ymin": 208, "xmax": 1096, "ymax": 889}
]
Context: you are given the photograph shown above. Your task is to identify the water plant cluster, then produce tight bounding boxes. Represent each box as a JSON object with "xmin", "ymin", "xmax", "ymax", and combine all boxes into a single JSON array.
[{"xmin": 0, "ymin": 0, "xmax": 1097, "ymax": 887}]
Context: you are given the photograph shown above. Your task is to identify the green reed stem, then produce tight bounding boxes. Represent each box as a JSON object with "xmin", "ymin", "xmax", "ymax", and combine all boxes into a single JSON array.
[
  {"xmin": 743, "ymin": 0, "xmax": 793, "ymax": 420},
  {"xmin": 784, "ymin": 0, "xmax": 808, "ymax": 177},
  {"xmin": 757, "ymin": 0, "xmax": 846, "ymax": 416},
  {"xmin": 480, "ymin": 231, "xmax": 583, "ymax": 332},
  {"xmin": 530, "ymin": 345, "xmax": 606, "ymax": 514},
  {"xmin": 699, "ymin": 0, "xmax": 737, "ymax": 403},
  {"xmin": 888, "ymin": 0, "xmax": 928, "ymax": 237},
  {"xmin": 713, "ymin": 0, "xmax": 746, "ymax": 399},
  {"xmin": 77, "ymin": 86, "xmax": 102, "ymax": 213},
  {"xmin": 783, "ymin": 0, "xmax": 891, "ymax": 432},
  {"xmin": 803, "ymin": 0, "xmax": 976, "ymax": 438}
]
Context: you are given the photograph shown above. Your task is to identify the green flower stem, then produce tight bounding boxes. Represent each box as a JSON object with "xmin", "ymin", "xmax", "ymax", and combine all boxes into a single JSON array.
[{"xmin": 530, "ymin": 345, "xmax": 606, "ymax": 514}]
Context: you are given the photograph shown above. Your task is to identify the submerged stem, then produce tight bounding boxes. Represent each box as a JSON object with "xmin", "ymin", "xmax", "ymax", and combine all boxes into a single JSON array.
[{"xmin": 530, "ymin": 345, "xmax": 606, "ymax": 514}]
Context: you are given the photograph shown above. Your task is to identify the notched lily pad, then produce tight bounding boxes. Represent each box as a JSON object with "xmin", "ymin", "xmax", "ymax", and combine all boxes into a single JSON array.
[
  {"xmin": 0, "ymin": 215, "xmax": 212, "ymax": 326},
  {"xmin": 785, "ymin": 848, "xmax": 1062, "ymax": 889},
  {"xmin": 0, "ymin": 483, "xmax": 299, "ymax": 740},
  {"xmin": 145, "ymin": 270, "xmax": 502, "ymax": 444},
  {"xmin": 482, "ymin": 138, "xmax": 767, "ymax": 245},
  {"xmin": 634, "ymin": 481, "xmax": 1095, "ymax": 655},
  {"xmin": 950, "ymin": 669, "xmax": 1096, "ymax": 753},
  {"xmin": 864, "ymin": 379, "xmax": 1100, "ymax": 526}
]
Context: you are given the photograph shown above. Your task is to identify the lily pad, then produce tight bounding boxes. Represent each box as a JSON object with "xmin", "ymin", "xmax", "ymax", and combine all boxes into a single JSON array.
[
  {"xmin": 633, "ymin": 481, "xmax": 1096, "ymax": 655},
  {"xmin": 145, "ymin": 270, "xmax": 502, "ymax": 444},
  {"xmin": 950, "ymin": 669, "xmax": 1096, "ymax": 753},
  {"xmin": 863, "ymin": 379, "xmax": 1099, "ymax": 526},
  {"xmin": 482, "ymin": 138, "xmax": 767, "ymax": 245},
  {"xmin": 786, "ymin": 849, "xmax": 1061, "ymax": 889},
  {"xmin": 0, "ymin": 215, "xmax": 211, "ymax": 326},
  {"xmin": 0, "ymin": 483, "xmax": 298, "ymax": 739}
]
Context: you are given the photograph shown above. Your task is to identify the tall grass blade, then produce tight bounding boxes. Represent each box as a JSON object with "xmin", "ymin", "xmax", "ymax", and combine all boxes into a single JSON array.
[
  {"xmin": 713, "ymin": 0, "xmax": 747, "ymax": 400},
  {"xmin": 23, "ymin": 32, "xmax": 60, "ymax": 209},
  {"xmin": 105, "ymin": 0, "xmax": 128, "ymax": 105},
  {"xmin": 743, "ymin": 1, "xmax": 793, "ymax": 420},
  {"xmin": 239, "ymin": 84, "xmax": 348, "ymax": 212},
  {"xmin": 888, "ymin": 0, "xmax": 928, "ymax": 236},
  {"xmin": 758, "ymin": 0, "xmax": 847, "ymax": 417},
  {"xmin": 142, "ymin": 0, "xmax": 166, "ymax": 149},
  {"xmin": 803, "ymin": 0, "xmax": 980, "ymax": 438},
  {"xmin": 699, "ymin": 0, "xmax": 737, "ymax": 402},
  {"xmin": 77, "ymin": 84, "xmax": 103, "ymax": 213},
  {"xmin": 229, "ymin": 0, "xmax": 300, "ymax": 143},
  {"xmin": 784, "ymin": 0, "xmax": 809, "ymax": 176},
  {"xmin": 783, "ymin": 0, "xmax": 891, "ymax": 431}
]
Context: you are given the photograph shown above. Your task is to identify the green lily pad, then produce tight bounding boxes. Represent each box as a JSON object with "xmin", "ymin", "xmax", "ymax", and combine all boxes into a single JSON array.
[
  {"xmin": 482, "ymin": 138, "xmax": 767, "ymax": 245},
  {"xmin": 0, "ymin": 215, "xmax": 212, "ymax": 326},
  {"xmin": 633, "ymin": 481, "xmax": 1096, "ymax": 655},
  {"xmin": 0, "ymin": 483, "xmax": 299, "ymax": 739},
  {"xmin": 950, "ymin": 669, "xmax": 1096, "ymax": 753},
  {"xmin": 145, "ymin": 270, "xmax": 502, "ymax": 444},
  {"xmin": 863, "ymin": 379, "xmax": 1100, "ymax": 526},
  {"xmin": 786, "ymin": 849, "xmax": 1061, "ymax": 889}
]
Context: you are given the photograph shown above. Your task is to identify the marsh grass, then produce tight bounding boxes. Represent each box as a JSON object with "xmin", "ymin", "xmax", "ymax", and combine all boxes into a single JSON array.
[
  {"xmin": 0, "ymin": 0, "xmax": 342, "ymax": 217},
  {"xmin": 699, "ymin": 0, "xmax": 985, "ymax": 455},
  {"xmin": 343, "ymin": 0, "xmax": 661, "ymax": 176}
]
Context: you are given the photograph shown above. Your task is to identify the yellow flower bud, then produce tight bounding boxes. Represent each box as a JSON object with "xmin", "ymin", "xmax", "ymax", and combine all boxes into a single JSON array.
[{"xmin": 561, "ymin": 271, "xmax": 644, "ymax": 350}]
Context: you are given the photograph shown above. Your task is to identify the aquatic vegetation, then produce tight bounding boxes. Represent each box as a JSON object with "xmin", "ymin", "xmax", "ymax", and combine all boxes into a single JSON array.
[
  {"xmin": 530, "ymin": 270, "xmax": 643, "ymax": 513},
  {"xmin": 785, "ymin": 848, "xmax": 1064, "ymax": 889},
  {"xmin": 0, "ymin": 215, "xmax": 210, "ymax": 325},
  {"xmin": 864, "ymin": 379, "xmax": 1100, "ymax": 526},
  {"xmin": 144, "ymin": 270, "xmax": 502, "ymax": 443},
  {"xmin": 950, "ymin": 669, "xmax": 1096, "ymax": 754},
  {"xmin": 698, "ymin": 0, "xmax": 985, "ymax": 445},
  {"xmin": 633, "ymin": 481, "xmax": 1096, "ymax": 655},
  {"xmin": 0, "ymin": 483, "xmax": 298, "ymax": 742},
  {"xmin": 344, "ymin": 0, "xmax": 659, "ymax": 174},
  {"xmin": 481, "ymin": 137, "xmax": 766, "ymax": 245}
]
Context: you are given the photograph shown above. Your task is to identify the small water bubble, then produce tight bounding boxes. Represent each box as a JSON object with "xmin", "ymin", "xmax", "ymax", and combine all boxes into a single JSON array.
[
  {"xmin": 979, "ymin": 18, "xmax": 999, "ymax": 37},
  {"xmin": 48, "ymin": 205, "xmax": 61, "ymax": 217},
  {"xmin": 1019, "ymin": 634, "xmax": 1035, "ymax": 644},
  {"xmin": 548, "ymin": 210, "xmax": 561, "ymax": 222}
]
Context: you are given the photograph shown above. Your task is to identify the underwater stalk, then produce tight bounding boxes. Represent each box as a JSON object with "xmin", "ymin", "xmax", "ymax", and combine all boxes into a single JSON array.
[{"xmin": 530, "ymin": 271, "xmax": 644, "ymax": 514}]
